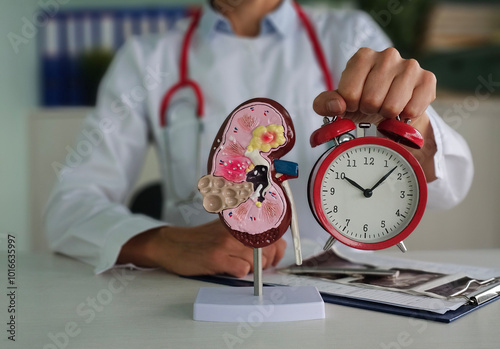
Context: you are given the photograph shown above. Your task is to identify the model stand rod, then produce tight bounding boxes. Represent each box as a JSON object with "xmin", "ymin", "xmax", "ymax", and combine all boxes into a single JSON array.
[{"xmin": 254, "ymin": 248, "xmax": 263, "ymax": 297}]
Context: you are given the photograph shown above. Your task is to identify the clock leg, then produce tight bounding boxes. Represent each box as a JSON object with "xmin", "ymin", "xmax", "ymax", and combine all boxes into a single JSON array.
[
  {"xmin": 323, "ymin": 236, "xmax": 336, "ymax": 251},
  {"xmin": 397, "ymin": 241, "xmax": 407, "ymax": 253}
]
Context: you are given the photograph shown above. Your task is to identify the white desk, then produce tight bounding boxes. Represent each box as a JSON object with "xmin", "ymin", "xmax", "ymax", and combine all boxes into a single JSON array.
[{"xmin": 1, "ymin": 250, "xmax": 499, "ymax": 349}]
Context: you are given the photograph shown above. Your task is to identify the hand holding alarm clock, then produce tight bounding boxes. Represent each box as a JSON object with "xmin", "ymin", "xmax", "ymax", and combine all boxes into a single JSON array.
[
  {"xmin": 313, "ymin": 47, "xmax": 438, "ymax": 183},
  {"xmin": 309, "ymin": 48, "xmax": 437, "ymax": 252}
]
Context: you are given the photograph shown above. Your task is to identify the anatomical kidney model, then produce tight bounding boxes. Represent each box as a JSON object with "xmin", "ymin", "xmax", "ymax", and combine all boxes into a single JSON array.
[{"xmin": 198, "ymin": 98, "xmax": 302, "ymax": 264}]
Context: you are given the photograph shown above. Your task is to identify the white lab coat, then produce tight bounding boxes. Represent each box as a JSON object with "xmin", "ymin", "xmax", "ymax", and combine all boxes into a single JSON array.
[{"xmin": 44, "ymin": 1, "xmax": 473, "ymax": 274}]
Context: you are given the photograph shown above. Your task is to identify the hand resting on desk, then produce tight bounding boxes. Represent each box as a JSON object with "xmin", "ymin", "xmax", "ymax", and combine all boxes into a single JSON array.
[{"xmin": 117, "ymin": 219, "xmax": 286, "ymax": 278}]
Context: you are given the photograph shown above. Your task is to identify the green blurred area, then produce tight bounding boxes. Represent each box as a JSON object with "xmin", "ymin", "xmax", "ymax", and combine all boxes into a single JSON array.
[
  {"xmin": 300, "ymin": 0, "xmax": 500, "ymax": 94},
  {"xmin": 299, "ymin": 0, "xmax": 432, "ymax": 56},
  {"xmin": 420, "ymin": 46, "xmax": 500, "ymax": 94},
  {"xmin": 357, "ymin": 0, "xmax": 432, "ymax": 57}
]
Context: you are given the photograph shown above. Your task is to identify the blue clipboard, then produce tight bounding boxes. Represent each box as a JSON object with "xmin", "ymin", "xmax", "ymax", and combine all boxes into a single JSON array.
[{"xmin": 183, "ymin": 275, "xmax": 500, "ymax": 323}]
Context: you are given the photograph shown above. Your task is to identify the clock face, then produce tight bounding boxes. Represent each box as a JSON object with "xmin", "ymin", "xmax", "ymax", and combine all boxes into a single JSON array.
[{"xmin": 309, "ymin": 137, "xmax": 427, "ymax": 250}]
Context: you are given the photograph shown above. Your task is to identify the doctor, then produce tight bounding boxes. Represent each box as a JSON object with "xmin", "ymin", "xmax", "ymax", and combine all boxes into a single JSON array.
[{"xmin": 44, "ymin": 0, "xmax": 473, "ymax": 277}]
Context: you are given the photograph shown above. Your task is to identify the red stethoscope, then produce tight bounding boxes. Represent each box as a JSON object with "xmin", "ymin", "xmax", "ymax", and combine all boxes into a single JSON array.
[
  {"xmin": 160, "ymin": 1, "xmax": 334, "ymax": 205},
  {"xmin": 159, "ymin": 1, "xmax": 334, "ymax": 126}
]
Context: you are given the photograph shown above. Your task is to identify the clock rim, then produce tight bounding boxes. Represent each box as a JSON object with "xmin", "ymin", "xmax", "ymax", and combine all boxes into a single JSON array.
[{"xmin": 309, "ymin": 137, "xmax": 427, "ymax": 250}]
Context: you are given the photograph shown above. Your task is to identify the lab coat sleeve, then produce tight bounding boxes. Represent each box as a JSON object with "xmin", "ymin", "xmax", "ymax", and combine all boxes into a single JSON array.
[
  {"xmin": 330, "ymin": 11, "xmax": 474, "ymax": 210},
  {"xmin": 44, "ymin": 39, "xmax": 166, "ymax": 274},
  {"xmin": 425, "ymin": 105, "xmax": 474, "ymax": 210}
]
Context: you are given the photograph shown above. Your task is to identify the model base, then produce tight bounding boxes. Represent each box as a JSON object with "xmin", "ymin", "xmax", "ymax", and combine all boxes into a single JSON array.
[{"xmin": 193, "ymin": 286, "xmax": 325, "ymax": 322}]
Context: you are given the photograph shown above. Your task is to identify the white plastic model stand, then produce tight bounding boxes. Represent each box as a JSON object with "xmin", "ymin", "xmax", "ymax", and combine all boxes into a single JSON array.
[
  {"xmin": 194, "ymin": 285, "xmax": 325, "ymax": 322},
  {"xmin": 193, "ymin": 248, "xmax": 325, "ymax": 322}
]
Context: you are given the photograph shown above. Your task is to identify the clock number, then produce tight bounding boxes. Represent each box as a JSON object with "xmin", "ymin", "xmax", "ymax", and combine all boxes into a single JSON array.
[
  {"xmin": 381, "ymin": 220, "xmax": 386, "ymax": 228},
  {"xmin": 364, "ymin": 157, "xmax": 375, "ymax": 166},
  {"xmin": 335, "ymin": 172, "xmax": 345, "ymax": 180},
  {"xmin": 396, "ymin": 209, "xmax": 401, "ymax": 217},
  {"xmin": 400, "ymin": 191, "xmax": 406, "ymax": 199},
  {"xmin": 333, "ymin": 205, "xmax": 338, "ymax": 213},
  {"xmin": 347, "ymin": 159, "xmax": 357, "ymax": 168},
  {"xmin": 397, "ymin": 173, "xmax": 403, "ymax": 181},
  {"xmin": 346, "ymin": 219, "xmax": 351, "ymax": 227},
  {"xmin": 363, "ymin": 224, "xmax": 368, "ymax": 232},
  {"xmin": 384, "ymin": 160, "xmax": 389, "ymax": 168},
  {"xmin": 330, "ymin": 187, "xmax": 335, "ymax": 195}
]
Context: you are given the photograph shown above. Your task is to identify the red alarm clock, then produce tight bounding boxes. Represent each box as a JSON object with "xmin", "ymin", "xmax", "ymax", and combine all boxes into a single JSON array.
[{"xmin": 308, "ymin": 116, "xmax": 427, "ymax": 252}]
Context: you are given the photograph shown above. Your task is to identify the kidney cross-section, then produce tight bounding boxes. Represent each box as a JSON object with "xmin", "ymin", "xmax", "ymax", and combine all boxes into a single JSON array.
[{"xmin": 198, "ymin": 98, "xmax": 296, "ymax": 248}]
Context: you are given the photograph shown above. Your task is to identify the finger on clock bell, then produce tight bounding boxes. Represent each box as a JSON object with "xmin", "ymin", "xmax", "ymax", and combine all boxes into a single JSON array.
[
  {"xmin": 312, "ymin": 90, "xmax": 347, "ymax": 116},
  {"xmin": 400, "ymin": 70, "xmax": 437, "ymax": 120},
  {"xmin": 358, "ymin": 62, "xmax": 396, "ymax": 116},
  {"xmin": 378, "ymin": 71, "xmax": 416, "ymax": 119},
  {"xmin": 337, "ymin": 48, "xmax": 376, "ymax": 112},
  {"xmin": 400, "ymin": 81, "xmax": 436, "ymax": 120}
]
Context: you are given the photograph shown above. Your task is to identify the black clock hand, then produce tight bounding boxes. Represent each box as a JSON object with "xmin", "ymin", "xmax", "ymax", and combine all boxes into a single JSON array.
[
  {"xmin": 343, "ymin": 176, "xmax": 366, "ymax": 193},
  {"xmin": 370, "ymin": 166, "xmax": 398, "ymax": 191}
]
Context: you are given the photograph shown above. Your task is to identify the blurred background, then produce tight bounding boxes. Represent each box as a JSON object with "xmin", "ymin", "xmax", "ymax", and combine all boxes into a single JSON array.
[{"xmin": 1, "ymin": 0, "xmax": 499, "ymax": 252}]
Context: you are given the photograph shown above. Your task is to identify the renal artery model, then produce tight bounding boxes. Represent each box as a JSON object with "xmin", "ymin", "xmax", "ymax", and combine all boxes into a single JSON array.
[{"xmin": 198, "ymin": 98, "xmax": 302, "ymax": 264}]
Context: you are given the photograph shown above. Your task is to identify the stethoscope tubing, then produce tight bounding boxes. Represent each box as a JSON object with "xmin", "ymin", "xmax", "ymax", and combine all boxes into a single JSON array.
[
  {"xmin": 159, "ymin": 1, "xmax": 334, "ymax": 204},
  {"xmin": 159, "ymin": 8, "xmax": 204, "ymax": 127},
  {"xmin": 160, "ymin": 2, "xmax": 334, "ymax": 127}
]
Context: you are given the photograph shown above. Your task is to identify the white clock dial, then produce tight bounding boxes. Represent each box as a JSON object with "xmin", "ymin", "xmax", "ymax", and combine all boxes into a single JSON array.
[{"xmin": 319, "ymin": 144, "xmax": 419, "ymax": 243}]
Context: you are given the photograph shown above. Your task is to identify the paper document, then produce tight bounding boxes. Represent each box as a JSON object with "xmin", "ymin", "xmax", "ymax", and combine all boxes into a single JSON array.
[{"xmin": 235, "ymin": 240, "xmax": 500, "ymax": 314}]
